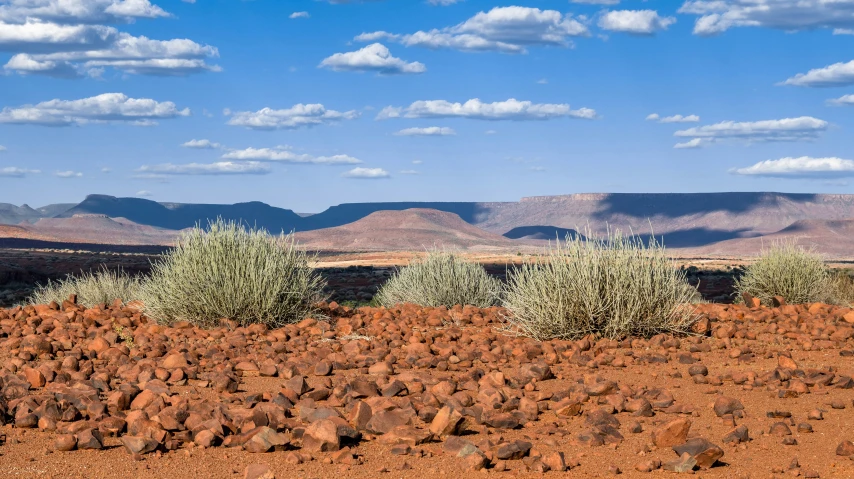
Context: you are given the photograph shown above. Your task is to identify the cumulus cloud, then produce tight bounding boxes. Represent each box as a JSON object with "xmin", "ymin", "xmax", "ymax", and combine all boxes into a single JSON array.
[
  {"xmin": 55, "ymin": 170, "xmax": 82, "ymax": 178},
  {"xmin": 782, "ymin": 60, "xmax": 854, "ymax": 87},
  {"xmin": 0, "ymin": 166, "xmax": 39, "ymax": 177},
  {"xmin": 828, "ymin": 94, "xmax": 854, "ymax": 106},
  {"xmin": 679, "ymin": 0, "xmax": 854, "ymax": 35},
  {"xmin": 835, "ymin": 28, "xmax": 854, "ymax": 35},
  {"xmin": 0, "ymin": 1, "xmax": 220, "ymax": 77},
  {"xmin": 355, "ymin": 6, "xmax": 589, "ymax": 54},
  {"xmin": 673, "ymin": 138, "xmax": 706, "ymax": 149},
  {"xmin": 343, "ymin": 167, "xmax": 390, "ymax": 179},
  {"xmin": 8, "ymin": 95, "xmax": 167, "ymax": 123},
  {"xmin": 673, "ymin": 117, "xmax": 829, "ymax": 144},
  {"xmin": 226, "ymin": 104, "xmax": 359, "ymax": 130},
  {"xmin": 572, "ymin": 0, "xmax": 620, "ymax": 4},
  {"xmin": 428, "ymin": 0, "xmax": 461, "ymax": 5},
  {"xmin": 0, "ymin": 0, "xmax": 170, "ymax": 24},
  {"xmin": 377, "ymin": 98, "xmax": 596, "ymax": 121},
  {"xmin": 182, "ymin": 139, "xmax": 221, "ymax": 149},
  {"xmin": 0, "ymin": 93, "xmax": 189, "ymax": 126},
  {"xmin": 136, "ymin": 190, "xmax": 153, "ymax": 196},
  {"xmin": 646, "ymin": 113, "xmax": 700, "ymax": 123},
  {"xmin": 598, "ymin": 10, "xmax": 676, "ymax": 35},
  {"xmin": 732, "ymin": 156, "xmax": 854, "ymax": 179},
  {"xmin": 136, "ymin": 161, "xmax": 271, "ymax": 176},
  {"xmin": 289, "ymin": 11, "xmax": 309, "ymax": 19},
  {"xmin": 320, "ymin": 43, "xmax": 425, "ymax": 74},
  {"xmin": 394, "ymin": 126, "xmax": 456, "ymax": 136},
  {"xmin": 221, "ymin": 147, "xmax": 362, "ymax": 164}
]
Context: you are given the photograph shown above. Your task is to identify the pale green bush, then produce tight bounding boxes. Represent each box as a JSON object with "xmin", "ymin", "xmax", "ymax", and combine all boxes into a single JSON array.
[
  {"xmin": 28, "ymin": 267, "xmax": 142, "ymax": 308},
  {"xmin": 502, "ymin": 231, "xmax": 699, "ymax": 340},
  {"xmin": 375, "ymin": 251, "xmax": 501, "ymax": 308},
  {"xmin": 140, "ymin": 219, "xmax": 326, "ymax": 328},
  {"xmin": 735, "ymin": 241, "xmax": 830, "ymax": 306}
]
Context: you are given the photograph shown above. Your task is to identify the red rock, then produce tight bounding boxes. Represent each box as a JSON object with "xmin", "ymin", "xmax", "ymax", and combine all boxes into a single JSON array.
[
  {"xmin": 713, "ymin": 396, "xmax": 744, "ymax": 417},
  {"xmin": 76, "ymin": 428, "xmax": 104, "ymax": 450},
  {"xmin": 244, "ymin": 464, "xmax": 275, "ymax": 479},
  {"xmin": 121, "ymin": 435, "xmax": 160, "ymax": 455},
  {"xmin": 673, "ymin": 438, "xmax": 724, "ymax": 469},
  {"xmin": 542, "ymin": 451, "xmax": 567, "ymax": 472},
  {"xmin": 429, "ymin": 406, "xmax": 464, "ymax": 438},
  {"xmin": 651, "ymin": 418, "xmax": 691, "ymax": 447},
  {"xmin": 54, "ymin": 434, "xmax": 77, "ymax": 451},
  {"xmin": 836, "ymin": 440, "xmax": 854, "ymax": 456}
]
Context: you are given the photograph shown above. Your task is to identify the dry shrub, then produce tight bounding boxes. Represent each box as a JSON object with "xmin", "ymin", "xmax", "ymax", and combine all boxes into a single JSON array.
[
  {"xmin": 502, "ymin": 231, "xmax": 699, "ymax": 341},
  {"xmin": 140, "ymin": 219, "xmax": 326, "ymax": 328},
  {"xmin": 826, "ymin": 270, "xmax": 854, "ymax": 307},
  {"xmin": 375, "ymin": 251, "xmax": 501, "ymax": 308},
  {"xmin": 735, "ymin": 240, "xmax": 830, "ymax": 306},
  {"xmin": 27, "ymin": 266, "xmax": 142, "ymax": 308}
]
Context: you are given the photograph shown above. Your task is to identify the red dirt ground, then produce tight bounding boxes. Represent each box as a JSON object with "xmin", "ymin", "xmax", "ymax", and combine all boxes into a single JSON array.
[{"xmin": 1, "ymin": 300, "xmax": 854, "ymax": 478}]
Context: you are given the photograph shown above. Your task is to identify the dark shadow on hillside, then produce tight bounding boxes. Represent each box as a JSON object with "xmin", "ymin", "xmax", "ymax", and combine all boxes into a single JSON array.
[
  {"xmin": 0, "ymin": 238, "xmax": 171, "ymax": 254},
  {"xmin": 647, "ymin": 228, "xmax": 757, "ymax": 248},
  {"xmin": 503, "ymin": 226, "xmax": 585, "ymax": 241},
  {"xmin": 592, "ymin": 192, "xmax": 819, "ymax": 220},
  {"xmin": 59, "ymin": 195, "xmax": 303, "ymax": 232}
]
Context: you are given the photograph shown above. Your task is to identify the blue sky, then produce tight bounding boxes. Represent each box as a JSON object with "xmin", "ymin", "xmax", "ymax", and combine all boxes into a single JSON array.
[{"xmin": 1, "ymin": 0, "xmax": 853, "ymax": 212}]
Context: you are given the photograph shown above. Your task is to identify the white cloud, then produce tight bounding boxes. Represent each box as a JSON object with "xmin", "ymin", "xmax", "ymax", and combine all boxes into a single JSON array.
[
  {"xmin": 646, "ymin": 113, "xmax": 700, "ymax": 123},
  {"xmin": 674, "ymin": 117, "xmax": 829, "ymax": 144},
  {"xmin": 136, "ymin": 161, "xmax": 271, "ymax": 176},
  {"xmin": 399, "ymin": 169, "xmax": 421, "ymax": 174},
  {"xmin": 136, "ymin": 190, "xmax": 153, "ymax": 196},
  {"xmin": 428, "ymin": 0, "xmax": 461, "ymax": 5},
  {"xmin": 598, "ymin": 10, "xmax": 676, "ymax": 35},
  {"xmin": 343, "ymin": 167, "xmax": 390, "ymax": 179},
  {"xmin": 221, "ymin": 147, "xmax": 362, "ymax": 164},
  {"xmin": 673, "ymin": 138, "xmax": 706, "ymax": 149},
  {"xmin": 537, "ymin": 78, "xmax": 548, "ymax": 84},
  {"xmin": 0, "ymin": 145, "xmax": 5, "ymax": 151},
  {"xmin": 226, "ymin": 104, "xmax": 359, "ymax": 130},
  {"xmin": 377, "ymin": 98, "xmax": 596, "ymax": 121},
  {"xmin": 829, "ymin": 94, "xmax": 854, "ymax": 106},
  {"xmin": 485, "ymin": 129, "xmax": 497, "ymax": 134},
  {"xmin": 835, "ymin": 28, "xmax": 854, "ymax": 35},
  {"xmin": 355, "ymin": 6, "xmax": 589, "ymax": 54},
  {"xmin": 101, "ymin": 167, "xmax": 111, "ymax": 172},
  {"xmin": 182, "ymin": 139, "xmax": 221, "ymax": 149},
  {"xmin": 732, "ymin": 156, "xmax": 854, "ymax": 178},
  {"xmin": 0, "ymin": 2, "xmax": 220, "ymax": 77},
  {"xmin": 55, "ymin": 170, "xmax": 82, "ymax": 178},
  {"xmin": 412, "ymin": 159, "xmax": 423, "ymax": 164},
  {"xmin": 0, "ymin": 166, "xmax": 39, "ymax": 177},
  {"xmin": 320, "ymin": 43, "xmax": 426, "ymax": 74},
  {"xmin": 782, "ymin": 60, "xmax": 854, "ymax": 87},
  {"xmin": 572, "ymin": 0, "xmax": 620, "ymax": 4},
  {"xmin": 289, "ymin": 11, "xmax": 309, "ymax": 19},
  {"xmin": 394, "ymin": 126, "xmax": 456, "ymax": 136},
  {"xmin": 0, "ymin": 0, "xmax": 170, "ymax": 24},
  {"xmin": 0, "ymin": 93, "xmax": 189, "ymax": 126},
  {"xmin": 679, "ymin": 0, "xmax": 854, "ymax": 35}
]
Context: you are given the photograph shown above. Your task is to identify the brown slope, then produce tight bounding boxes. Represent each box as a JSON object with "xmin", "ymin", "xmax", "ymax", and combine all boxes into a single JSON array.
[
  {"xmin": 28, "ymin": 215, "xmax": 181, "ymax": 245},
  {"xmin": 293, "ymin": 208, "xmax": 522, "ymax": 251},
  {"xmin": 686, "ymin": 218, "xmax": 854, "ymax": 258},
  {"xmin": 0, "ymin": 224, "xmax": 60, "ymax": 242}
]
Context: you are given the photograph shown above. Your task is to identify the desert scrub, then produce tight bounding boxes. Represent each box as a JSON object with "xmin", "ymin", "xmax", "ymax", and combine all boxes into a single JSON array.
[
  {"xmin": 140, "ymin": 219, "xmax": 326, "ymax": 328},
  {"xmin": 502, "ymin": 231, "xmax": 699, "ymax": 341},
  {"xmin": 27, "ymin": 266, "xmax": 142, "ymax": 308},
  {"xmin": 375, "ymin": 251, "xmax": 501, "ymax": 308},
  {"xmin": 735, "ymin": 241, "xmax": 830, "ymax": 306},
  {"xmin": 826, "ymin": 270, "xmax": 854, "ymax": 307}
]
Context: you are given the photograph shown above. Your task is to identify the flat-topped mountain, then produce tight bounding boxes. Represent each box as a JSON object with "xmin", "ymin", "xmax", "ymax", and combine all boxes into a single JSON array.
[{"xmin": 293, "ymin": 208, "xmax": 518, "ymax": 251}]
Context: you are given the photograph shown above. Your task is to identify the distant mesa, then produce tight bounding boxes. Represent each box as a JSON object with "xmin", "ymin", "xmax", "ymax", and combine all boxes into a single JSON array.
[{"xmin": 293, "ymin": 208, "xmax": 518, "ymax": 251}]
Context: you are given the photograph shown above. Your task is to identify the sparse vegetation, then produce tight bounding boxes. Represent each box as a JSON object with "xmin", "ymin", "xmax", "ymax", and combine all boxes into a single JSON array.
[
  {"xmin": 139, "ymin": 218, "xmax": 326, "ymax": 328},
  {"xmin": 27, "ymin": 266, "xmax": 142, "ymax": 308},
  {"xmin": 734, "ymin": 240, "xmax": 831, "ymax": 306},
  {"xmin": 375, "ymin": 250, "xmax": 501, "ymax": 308},
  {"xmin": 826, "ymin": 269, "xmax": 854, "ymax": 307},
  {"xmin": 502, "ymin": 231, "xmax": 700, "ymax": 341},
  {"xmin": 113, "ymin": 323, "xmax": 136, "ymax": 349}
]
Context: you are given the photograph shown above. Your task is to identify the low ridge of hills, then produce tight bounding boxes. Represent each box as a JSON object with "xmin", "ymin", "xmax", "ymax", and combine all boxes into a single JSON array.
[
  {"xmin": 3, "ymin": 192, "xmax": 854, "ymax": 254},
  {"xmin": 293, "ymin": 209, "xmax": 518, "ymax": 251}
]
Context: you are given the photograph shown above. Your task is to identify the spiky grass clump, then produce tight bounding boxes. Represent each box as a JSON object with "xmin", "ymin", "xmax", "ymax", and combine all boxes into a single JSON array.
[
  {"xmin": 735, "ymin": 240, "xmax": 830, "ymax": 306},
  {"xmin": 27, "ymin": 267, "xmax": 142, "ymax": 308},
  {"xmin": 140, "ymin": 219, "xmax": 326, "ymax": 328},
  {"xmin": 826, "ymin": 269, "xmax": 854, "ymax": 307},
  {"xmin": 502, "ymin": 231, "xmax": 699, "ymax": 341},
  {"xmin": 375, "ymin": 251, "xmax": 501, "ymax": 308}
]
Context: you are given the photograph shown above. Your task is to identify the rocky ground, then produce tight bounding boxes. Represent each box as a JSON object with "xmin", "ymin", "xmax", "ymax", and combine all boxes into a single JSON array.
[{"xmin": 1, "ymin": 297, "xmax": 854, "ymax": 478}]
